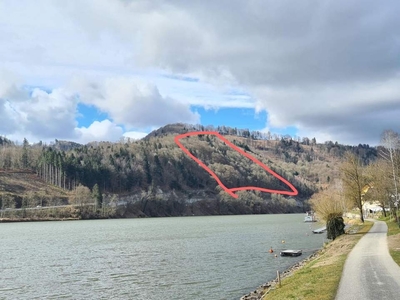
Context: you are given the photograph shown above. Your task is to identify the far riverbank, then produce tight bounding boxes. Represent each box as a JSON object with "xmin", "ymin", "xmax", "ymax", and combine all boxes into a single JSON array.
[{"xmin": 0, "ymin": 217, "xmax": 80, "ymax": 223}]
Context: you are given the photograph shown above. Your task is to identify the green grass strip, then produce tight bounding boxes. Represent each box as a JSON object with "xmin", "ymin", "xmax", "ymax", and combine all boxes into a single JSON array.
[
  {"xmin": 380, "ymin": 216, "xmax": 400, "ymax": 266},
  {"xmin": 262, "ymin": 222, "xmax": 373, "ymax": 300}
]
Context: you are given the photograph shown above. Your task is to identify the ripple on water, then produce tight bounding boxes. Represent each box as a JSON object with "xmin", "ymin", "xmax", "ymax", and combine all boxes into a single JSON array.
[{"xmin": 0, "ymin": 215, "xmax": 327, "ymax": 300}]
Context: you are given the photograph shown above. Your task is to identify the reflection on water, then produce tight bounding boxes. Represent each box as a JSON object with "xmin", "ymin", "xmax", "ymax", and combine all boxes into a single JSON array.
[{"xmin": 0, "ymin": 214, "xmax": 326, "ymax": 299}]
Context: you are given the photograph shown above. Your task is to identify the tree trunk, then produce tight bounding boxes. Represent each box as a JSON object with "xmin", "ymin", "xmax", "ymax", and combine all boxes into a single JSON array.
[{"xmin": 359, "ymin": 206, "xmax": 364, "ymax": 223}]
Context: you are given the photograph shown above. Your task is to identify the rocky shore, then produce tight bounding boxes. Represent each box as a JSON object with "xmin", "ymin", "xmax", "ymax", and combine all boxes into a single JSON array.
[{"xmin": 240, "ymin": 250, "xmax": 321, "ymax": 300}]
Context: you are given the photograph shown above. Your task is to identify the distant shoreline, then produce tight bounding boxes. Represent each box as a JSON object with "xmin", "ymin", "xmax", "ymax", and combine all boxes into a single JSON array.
[
  {"xmin": 0, "ymin": 210, "xmax": 305, "ymax": 223},
  {"xmin": 0, "ymin": 217, "xmax": 80, "ymax": 223}
]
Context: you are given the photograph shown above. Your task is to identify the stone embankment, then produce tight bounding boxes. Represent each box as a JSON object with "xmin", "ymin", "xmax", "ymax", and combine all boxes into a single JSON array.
[{"xmin": 240, "ymin": 251, "xmax": 320, "ymax": 300}]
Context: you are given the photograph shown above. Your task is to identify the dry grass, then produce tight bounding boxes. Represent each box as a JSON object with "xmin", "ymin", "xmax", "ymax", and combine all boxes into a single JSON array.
[{"xmin": 0, "ymin": 170, "xmax": 70, "ymax": 198}]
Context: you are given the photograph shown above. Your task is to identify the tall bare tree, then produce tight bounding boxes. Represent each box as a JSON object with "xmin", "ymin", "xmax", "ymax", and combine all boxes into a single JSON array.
[
  {"xmin": 380, "ymin": 130, "xmax": 400, "ymax": 211},
  {"xmin": 341, "ymin": 152, "xmax": 368, "ymax": 223},
  {"xmin": 365, "ymin": 159, "xmax": 393, "ymax": 217}
]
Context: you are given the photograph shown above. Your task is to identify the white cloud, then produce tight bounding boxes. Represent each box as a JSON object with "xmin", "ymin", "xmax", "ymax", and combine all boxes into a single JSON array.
[
  {"xmin": 1, "ymin": 1, "xmax": 400, "ymax": 144},
  {"xmin": 71, "ymin": 77, "xmax": 200, "ymax": 129},
  {"xmin": 22, "ymin": 88, "xmax": 78, "ymax": 139},
  {"xmin": 0, "ymin": 76, "xmax": 126, "ymax": 144},
  {"xmin": 123, "ymin": 131, "xmax": 148, "ymax": 141},
  {"xmin": 0, "ymin": 73, "xmax": 199, "ymax": 144},
  {"xmin": 75, "ymin": 119, "xmax": 123, "ymax": 144},
  {"xmin": 0, "ymin": 77, "xmax": 78, "ymax": 141},
  {"xmin": 56, "ymin": 0, "xmax": 400, "ymax": 143}
]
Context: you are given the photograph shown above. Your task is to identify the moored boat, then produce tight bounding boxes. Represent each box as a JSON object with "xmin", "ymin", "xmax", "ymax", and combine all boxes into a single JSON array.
[
  {"xmin": 304, "ymin": 211, "xmax": 317, "ymax": 222},
  {"xmin": 280, "ymin": 249, "xmax": 302, "ymax": 257},
  {"xmin": 312, "ymin": 226, "xmax": 327, "ymax": 234}
]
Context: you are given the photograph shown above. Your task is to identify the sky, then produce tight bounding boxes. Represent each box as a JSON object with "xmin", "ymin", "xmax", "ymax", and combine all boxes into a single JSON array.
[{"xmin": 1, "ymin": 0, "xmax": 399, "ymax": 146}]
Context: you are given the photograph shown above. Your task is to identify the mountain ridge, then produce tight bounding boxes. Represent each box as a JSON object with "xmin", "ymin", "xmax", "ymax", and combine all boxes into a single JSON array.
[{"xmin": 0, "ymin": 123, "xmax": 377, "ymax": 218}]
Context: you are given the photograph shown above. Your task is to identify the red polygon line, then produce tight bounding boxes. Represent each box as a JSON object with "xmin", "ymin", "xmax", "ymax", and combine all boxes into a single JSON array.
[{"xmin": 174, "ymin": 131, "xmax": 298, "ymax": 199}]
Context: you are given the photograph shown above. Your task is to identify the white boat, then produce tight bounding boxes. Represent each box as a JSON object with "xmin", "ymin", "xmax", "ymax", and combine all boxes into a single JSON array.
[
  {"xmin": 304, "ymin": 211, "xmax": 317, "ymax": 222},
  {"xmin": 312, "ymin": 226, "xmax": 327, "ymax": 234},
  {"xmin": 304, "ymin": 215, "xmax": 315, "ymax": 222}
]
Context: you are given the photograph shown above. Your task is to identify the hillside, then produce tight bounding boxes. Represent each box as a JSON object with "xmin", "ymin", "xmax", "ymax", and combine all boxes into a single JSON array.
[
  {"xmin": 0, "ymin": 169, "xmax": 71, "ymax": 208},
  {"xmin": 0, "ymin": 123, "xmax": 377, "ymax": 218}
]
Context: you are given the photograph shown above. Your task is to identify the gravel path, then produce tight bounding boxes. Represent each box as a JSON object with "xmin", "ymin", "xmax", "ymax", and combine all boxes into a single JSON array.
[{"xmin": 335, "ymin": 220, "xmax": 400, "ymax": 300}]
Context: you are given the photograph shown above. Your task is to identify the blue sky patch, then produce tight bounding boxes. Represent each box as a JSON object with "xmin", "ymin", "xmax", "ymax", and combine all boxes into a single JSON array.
[
  {"xmin": 195, "ymin": 107, "xmax": 267, "ymax": 131},
  {"xmin": 76, "ymin": 103, "xmax": 109, "ymax": 128}
]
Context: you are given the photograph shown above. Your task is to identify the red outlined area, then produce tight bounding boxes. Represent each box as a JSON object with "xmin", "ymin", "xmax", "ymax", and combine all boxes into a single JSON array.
[{"xmin": 174, "ymin": 131, "xmax": 298, "ymax": 199}]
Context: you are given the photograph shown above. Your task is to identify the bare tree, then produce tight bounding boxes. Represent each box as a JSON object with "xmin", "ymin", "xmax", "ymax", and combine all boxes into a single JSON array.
[
  {"xmin": 341, "ymin": 152, "xmax": 368, "ymax": 223},
  {"xmin": 1, "ymin": 194, "xmax": 15, "ymax": 209},
  {"xmin": 25, "ymin": 191, "xmax": 40, "ymax": 207},
  {"xmin": 365, "ymin": 159, "xmax": 393, "ymax": 217},
  {"xmin": 72, "ymin": 184, "xmax": 92, "ymax": 206},
  {"xmin": 380, "ymin": 130, "xmax": 400, "ymax": 213}
]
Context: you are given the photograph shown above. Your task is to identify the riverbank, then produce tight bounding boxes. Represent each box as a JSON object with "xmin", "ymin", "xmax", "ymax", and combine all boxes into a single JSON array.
[
  {"xmin": 0, "ymin": 217, "xmax": 80, "ymax": 223},
  {"xmin": 0, "ymin": 199, "xmax": 307, "ymax": 223},
  {"xmin": 241, "ymin": 220, "xmax": 373, "ymax": 300},
  {"xmin": 240, "ymin": 251, "xmax": 320, "ymax": 300},
  {"xmin": 0, "ymin": 205, "xmax": 119, "ymax": 221}
]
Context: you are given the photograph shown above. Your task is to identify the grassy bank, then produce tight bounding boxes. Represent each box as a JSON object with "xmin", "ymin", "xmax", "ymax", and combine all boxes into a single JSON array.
[
  {"xmin": 380, "ymin": 216, "xmax": 400, "ymax": 266},
  {"xmin": 261, "ymin": 221, "xmax": 373, "ymax": 300}
]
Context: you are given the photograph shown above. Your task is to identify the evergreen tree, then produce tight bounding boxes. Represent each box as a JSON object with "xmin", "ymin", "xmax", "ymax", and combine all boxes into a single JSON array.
[
  {"xmin": 21, "ymin": 138, "xmax": 29, "ymax": 169},
  {"xmin": 92, "ymin": 183, "xmax": 103, "ymax": 208},
  {"xmin": 326, "ymin": 213, "xmax": 345, "ymax": 240}
]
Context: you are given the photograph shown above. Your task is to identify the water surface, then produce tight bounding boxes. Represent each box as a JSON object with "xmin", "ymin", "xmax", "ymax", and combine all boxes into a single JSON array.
[{"xmin": 0, "ymin": 214, "xmax": 326, "ymax": 299}]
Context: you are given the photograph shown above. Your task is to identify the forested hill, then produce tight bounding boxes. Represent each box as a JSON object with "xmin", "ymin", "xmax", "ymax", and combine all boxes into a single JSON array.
[
  {"xmin": 0, "ymin": 124, "xmax": 377, "ymax": 216},
  {"xmin": 0, "ymin": 136, "xmax": 13, "ymax": 146}
]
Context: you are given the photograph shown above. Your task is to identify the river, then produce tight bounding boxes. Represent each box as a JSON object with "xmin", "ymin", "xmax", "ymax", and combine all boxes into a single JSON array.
[{"xmin": 0, "ymin": 214, "xmax": 326, "ymax": 299}]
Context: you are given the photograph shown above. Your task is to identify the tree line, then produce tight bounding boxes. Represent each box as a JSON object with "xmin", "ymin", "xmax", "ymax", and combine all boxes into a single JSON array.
[
  {"xmin": 0, "ymin": 123, "xmax": 380, "ymax": 218},
  {"xmin": 311, "ymin": 129, "xmax": 400, "ymax": 239}
]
